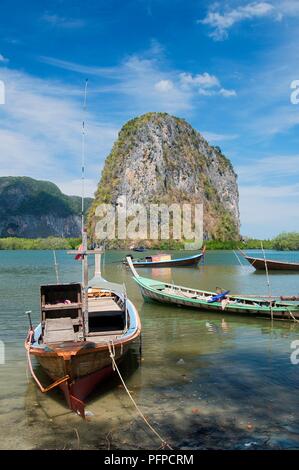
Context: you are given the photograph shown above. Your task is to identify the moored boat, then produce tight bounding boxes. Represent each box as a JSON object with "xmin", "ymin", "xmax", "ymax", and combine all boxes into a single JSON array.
[
  {"xmin": 242, "ymin": 254, "xmax": 299, "ymax": 271},
  {"xmin": 124, "ymin": 251, "xmax": 203, "ymax": 268},
  {"xmin": 132, "ymin": 246, "xmax": 146, "ymax": 252},
  {"xmin": 126, "ymin": 257, "xmax": 299, "ymax": 321},
  {"xmin": 25, "ymin": 252, "xmax": 141, "ymax": 418}
]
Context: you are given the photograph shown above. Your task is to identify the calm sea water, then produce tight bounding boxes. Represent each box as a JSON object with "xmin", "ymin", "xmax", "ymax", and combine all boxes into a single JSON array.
[{"xmin": 0, "ymin": 249, "xmax": 299, "ymax": 450}]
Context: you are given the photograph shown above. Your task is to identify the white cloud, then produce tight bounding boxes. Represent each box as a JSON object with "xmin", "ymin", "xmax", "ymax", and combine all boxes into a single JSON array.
[
  {"xmin": 219, "ymin": 88, "xmax": 237, "ymax": 97},
  {"xmin": 41, "ymin": 14, "xmax": 85, "ymax": 29},
  {"xmin": 237, "ymin": 154, "xmax": 299, "ymax": 236},
  {"xmin": 42, "ymin": 51, "xmax": 237, "ymax": 106},
  {"xmin": 116, "ymin": 56, "xmax": 192, "ymax": 112},
  {"xmin": 198, "ymin": 88, "xmax": 213, "ymax": 96},
  {"xmin": 180, "ymin": 72, "xmax": 220, "ymax": 88},
  {"xmin": 0, "ymin": 54, "xmax": 9, "ymax": 63},
  {"xmin": 58, "ymin": 178, "xmax": 98, "ymax": 198},
  {"xmin": 179, "ymin": 72, "xmax": 236, "ymax": 97},
  {"xmin": 40, "ymin": 56, "xmax": 115, "ymax": 76},
  {"xmin": 41, "ymin": 54, "xmax": 193, "ymax": 113},
  {"xmin": 200, "ymin": 2, "xmax": 275, "ymax": 40},
  {"xmin": 202, "ymin": 131, "xmax": 239, "ymax": 142},
  {"xmin": 0, "ymin": 67, "xmax": 118, "ymax": 197},
  {"xmin": 236, "ymin": 154, "xmax": 299, "ymax": 182},
  {"xmin": 239, "ymin": 184, "xmax": 299, "ymax": 237},
  {"xmin": 154, "ymin": 79, "xmax": 174, "ymax": 92},
  {"xmin": 276, "ymin": 0, "xmax": 299, "ymax": 16}
]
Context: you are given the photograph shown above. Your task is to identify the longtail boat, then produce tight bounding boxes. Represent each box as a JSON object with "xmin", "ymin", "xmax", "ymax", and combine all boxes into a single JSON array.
[
  {"xmin": 124, "ymin": 252, "xmax": 203, "ymax": 268},
  {"xmin": 24, "ymin": 84, "xmax": 141, "ymax": 418},
  {"xmin": 132, "ymin": 246, "xmax": 146, "ymax": 252},
  {"xmin": 25, "ymin": 251, "xmax": 141, "ymax": 418},
  {"xmin": 242, "ymin": 253, "xmax": 299, "ymax": 271},
  {"xmin": 126, "ymin": 257, "xmax": 299, "ymax": 321}
]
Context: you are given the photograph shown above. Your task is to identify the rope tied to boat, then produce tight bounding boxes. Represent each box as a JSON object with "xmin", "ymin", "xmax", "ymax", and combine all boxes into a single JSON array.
[
  {"xmin": 287, "ymin": 309, "xmax": 299, "ymax": 324},
  {"xmin": 106, "ymin": 340, "xmax": 173, "ymax": 450},
  {"xmin": 25, "ymin": 330, "xmax": 70, "ymax": 393}
]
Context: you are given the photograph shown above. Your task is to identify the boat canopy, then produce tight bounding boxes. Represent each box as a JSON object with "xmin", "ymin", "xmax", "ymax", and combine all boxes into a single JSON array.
[{"xmin": 88, "ymin": 275, "xmax": 126, "ymax": 295}]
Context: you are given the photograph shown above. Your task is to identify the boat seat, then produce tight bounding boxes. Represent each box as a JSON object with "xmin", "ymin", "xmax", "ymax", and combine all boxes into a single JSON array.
[
  {"xmin": 44, "ymin": 317, "xmax": 76, "ymax": 343},
  {"xmin": 181, "ymin": 291, "xmax": 197, "ymax": 299},
  {"xmin": 88, "ymin": 297, "xmax": 122, "ymax": 313}
]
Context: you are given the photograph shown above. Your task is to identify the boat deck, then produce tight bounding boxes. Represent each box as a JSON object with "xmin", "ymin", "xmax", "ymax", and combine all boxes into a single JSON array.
[
  {"xmin": 43, "ymin": 296, "xmax": 125, "ymax": 344},
  {"xmin": 44, "ymin": 317, "xmax": 76, "ymax": 343},
  {"xmin": 86, "ymin": 332, "xmax": 125, "ymax": 343},
  {"xmin": 88, "ymin": 296, "xmax": 122, "ymax": 313}
]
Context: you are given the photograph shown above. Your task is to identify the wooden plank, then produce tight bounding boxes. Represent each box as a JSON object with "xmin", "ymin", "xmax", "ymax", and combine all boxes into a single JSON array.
[
  {"xmin": 87, "ymin": 330, "xmax": 124, "ymax": 337},
  {"xmin": 43, "ymin": 302, "xmax": 82, "ymax": 311},
  {"xmin": 46, "ymin": 329, "xmax": 76, "ymax": 343},
  {"xmin": 44, "ymin": 317, "xmax": 76, "ymax": 343},
  {"xmin": 45, "ymin": 317, "xmax": 73, "ymax": 331},
  {"xmin": 88, "ymin": 298, "xmax": 122, "ymax": 312}
]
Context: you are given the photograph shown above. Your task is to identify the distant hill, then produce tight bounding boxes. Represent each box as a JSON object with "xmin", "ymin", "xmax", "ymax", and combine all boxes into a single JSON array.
[
  {"xmin": 0, "ymin": 177, "xmax": 92, "ymax": 238},
  {"xmin": 88, "ymin": 112, "xmax": 240, "ymax": 245}
]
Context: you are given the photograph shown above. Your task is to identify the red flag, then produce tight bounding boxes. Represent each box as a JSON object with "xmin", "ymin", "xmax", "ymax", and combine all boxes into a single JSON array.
[{"xmin": 75, "ymin": 244, "xmax": 84, "ymax": 260}]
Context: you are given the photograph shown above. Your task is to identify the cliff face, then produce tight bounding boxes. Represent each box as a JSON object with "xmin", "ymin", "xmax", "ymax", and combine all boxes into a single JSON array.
[
  {"xmin": 0, "ymin": 177, "xmax": 92, "ymax": 238},
  {"xmin": 88, "ymin": 112, "xmax": 240, "ymax": 243}
]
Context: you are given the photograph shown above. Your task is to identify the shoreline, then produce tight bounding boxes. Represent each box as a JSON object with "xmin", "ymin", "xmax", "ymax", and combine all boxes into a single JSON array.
[{"xmin": 0, "ymin": 236, "xmax": 296, "ymax": 251}]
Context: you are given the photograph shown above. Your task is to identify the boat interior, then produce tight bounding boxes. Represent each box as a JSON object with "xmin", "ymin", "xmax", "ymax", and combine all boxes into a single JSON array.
[
  {"xmin": 156, "ymin": 282, "xmax": 288, "ymax": 308},
  {"xmin": 40, "ymin": 283, "xmax": 127, "ymax": 344},
  {"xmin": 126, "ymin": 254, "xmax": 171, "ymax": 264}
]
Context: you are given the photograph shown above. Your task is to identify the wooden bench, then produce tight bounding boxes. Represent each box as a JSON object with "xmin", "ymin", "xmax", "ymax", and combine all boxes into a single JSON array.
[{"xmin": 44, "ymin": 317, "xmax": 76, "ymax": 343}]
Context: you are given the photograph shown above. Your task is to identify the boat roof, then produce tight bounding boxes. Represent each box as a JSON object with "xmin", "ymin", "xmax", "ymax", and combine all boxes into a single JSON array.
[{"xmin": 88, "ymin": 274, "xmax": 125, "ymax": 294}]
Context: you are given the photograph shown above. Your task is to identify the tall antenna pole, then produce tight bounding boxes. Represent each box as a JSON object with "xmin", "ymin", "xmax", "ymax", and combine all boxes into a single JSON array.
[
  {"xmin": 53, "ymin": 250, "xmax": 60, "ymax": 284},
  {"xmin": 81, "ymin": 79, "xmax": 88, "ymax": 242},
  {"xmin": 261, "ymin": 241, "xmax": 273, "ymax": 323},
  {"xmin": 81, "ymin": 79, "xmax": 89, "ymax": 336}
]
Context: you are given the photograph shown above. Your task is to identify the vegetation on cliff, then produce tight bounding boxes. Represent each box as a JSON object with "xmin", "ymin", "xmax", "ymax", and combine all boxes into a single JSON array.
[
  {"xmin": 0, "ymin": 177, "xmax": 92, "ymax": 237},
  {"xmin": 88, "ymin": 112, "xmax": 240, "ymax": 246},
  {"xmin": 0, "ymin": 176, "xmax": 92, "ymax": 216}
]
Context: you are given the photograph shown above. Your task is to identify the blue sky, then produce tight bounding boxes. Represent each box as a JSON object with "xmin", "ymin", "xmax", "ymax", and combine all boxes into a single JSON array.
[{"xmin": 0, "ymin": 0, "xmax": 299, "ymax": 238}]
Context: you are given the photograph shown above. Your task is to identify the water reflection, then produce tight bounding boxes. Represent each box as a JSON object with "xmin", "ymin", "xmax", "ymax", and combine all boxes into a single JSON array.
[{"xmin": 0, "ymin": 250, "xmax": 298, "ymax": 449}]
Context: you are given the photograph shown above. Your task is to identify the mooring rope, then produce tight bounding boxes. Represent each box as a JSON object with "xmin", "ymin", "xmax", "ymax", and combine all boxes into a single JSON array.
[
  {"xmin": 233, "ymin": 250, "xmax": 243, "ymax": 266},
  {"xmin": 106, "ymin": 340, "xmax": 173, "ymax": 450},
  {"xmin": 287, "ymin": 309, "xmax": 299, "ymax": 324},
  {"xmin": 25, "ymin": 330, "xmax": 70, "ymax": 393}
]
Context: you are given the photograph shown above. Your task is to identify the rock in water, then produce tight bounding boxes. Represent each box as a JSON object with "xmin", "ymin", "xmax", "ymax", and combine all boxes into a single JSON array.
[{"xmin": 88, "ymin": 112, "xmax": 240, "ymax": 244}]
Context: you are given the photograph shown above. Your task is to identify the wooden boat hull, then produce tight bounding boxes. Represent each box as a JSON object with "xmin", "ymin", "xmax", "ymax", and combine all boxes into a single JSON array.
[
  {"xmin": 127, "ymin": 252, "xmax": 203, "ymax": 268},
  {"xmin": 35, "ymin": 345, "xmax": 127, "ymax": 417},
  {"xmin": 125, "ymin": 258, "xmax": 299, "ymax": 322},
  {"xmin": 139, "ymin": 285, "xmax": 299, "ymax": 320},
  {"xmin": 26, "ymin": 298, "xmax": 141, "ymax": 417},
  {"xmin": 35, "ymin": 342, "xmax": 126, "ymax": 382},
  {"xmin": 245, "ymin": 256, "xmax": 299, "ymax": 271}
]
